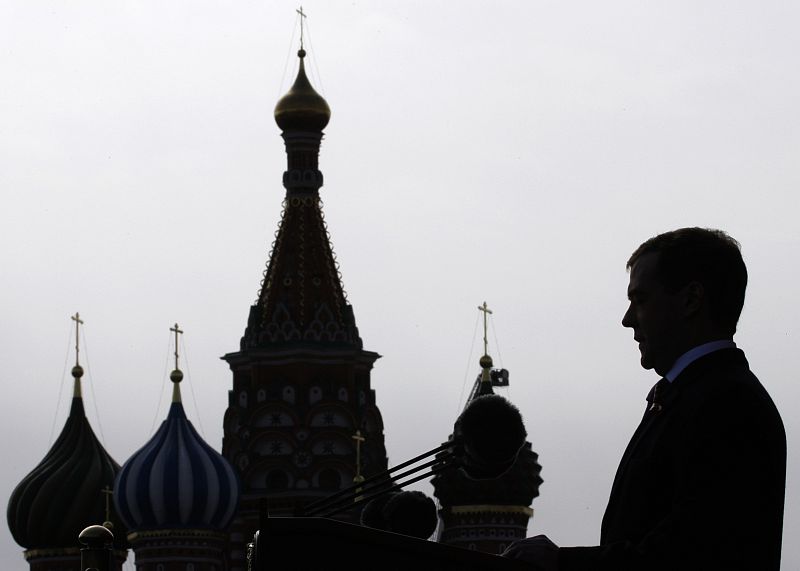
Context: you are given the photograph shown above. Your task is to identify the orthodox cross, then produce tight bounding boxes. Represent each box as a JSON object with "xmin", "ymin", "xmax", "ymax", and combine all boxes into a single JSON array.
[
  {"xmin": 477, "ymin": 301, "xmax": 493, "ymax": 356},
  {"xmin": 101, "ymin": 485, "xmax": 113, "ymax": 522},
  {"xmin": 170, "ymin": 323, "xmax": 183, "ymax": 370},
  {"xmin": 352, "ymin": 430, "xmax": 366, "ymax": 484},
  {"xmin": 297, "ymin": 6, "xmax": 307, "ymax": 50},
  {"xmin": 71, "ymin": 312, "xmax": 84, "ymax": 366}
]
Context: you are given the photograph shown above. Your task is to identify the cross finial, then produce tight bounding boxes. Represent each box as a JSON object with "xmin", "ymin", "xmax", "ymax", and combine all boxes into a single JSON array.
[
  {"xmin": 352, "ymin": 430, "xmax": 366, "ymax": 484},
  {"xmin": 477, "ymin": 302, "xmax": 493, "ymax": 357},
  {"xmin": 170, "ymin": 323, "xmax": 183, "ymax": 371},
  {"xmin": 101, "ymin": 485, "xmax": 113, "ymax": 523},
  {"xmin": 71, "ymin": 312, "xmax": 84, "ymax": 366},
  {"xmin": 296, "ymin": 6, "xmax": 307, "ymax": 50}
]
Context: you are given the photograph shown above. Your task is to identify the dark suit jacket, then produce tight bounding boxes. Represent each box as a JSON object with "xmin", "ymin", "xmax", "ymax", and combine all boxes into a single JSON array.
[{"xmin": 559, "ymin": 348, "xmax": 786, "ymax": 571}]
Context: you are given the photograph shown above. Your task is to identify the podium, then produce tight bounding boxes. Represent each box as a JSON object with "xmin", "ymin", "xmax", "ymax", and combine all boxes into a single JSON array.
[{"xmin": 250, "ymin": 516, "xmax": 531, "ymax": 571}]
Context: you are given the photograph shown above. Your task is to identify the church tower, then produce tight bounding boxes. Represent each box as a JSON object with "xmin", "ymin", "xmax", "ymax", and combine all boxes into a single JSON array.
[
  {"xmin": 432, "ymin": 304, "xmax": 543, "ymax": 555},
  {"xmin": 221, "ymin": 45, "xmax": 388, "ymax": 568}
]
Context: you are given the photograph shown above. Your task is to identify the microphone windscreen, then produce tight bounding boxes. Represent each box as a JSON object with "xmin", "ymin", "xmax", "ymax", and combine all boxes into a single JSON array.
[
  {"xmin": 360, "ymin": 492, "xmax": 397, "ymax": 531},
  {"xmin": 382, "ymin": 491, "xmax": 438, "ymax": 540},
  {"xmin": 455, "ymin": 395, "xmax": 527, "ymax": 479},
  {"xmin": 361, "ymin": 491, "xmax": 438, "ymax": 540}
]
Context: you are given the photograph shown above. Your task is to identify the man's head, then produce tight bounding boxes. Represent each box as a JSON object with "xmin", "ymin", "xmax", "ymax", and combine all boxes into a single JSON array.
[{"xmin": 622, "ymin": 228, "xmax": 747, "ymax": 375}]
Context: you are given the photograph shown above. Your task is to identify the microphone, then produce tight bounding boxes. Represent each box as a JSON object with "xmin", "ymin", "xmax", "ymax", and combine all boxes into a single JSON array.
[
  {"xmin": 454, "ymin": 394, "xmax": 527, "ymax": 480},
  {"xmin": 361, "ymin": 491, "xmax": 438, "ymax": 539},
  {"xmin": 302, "ymin": 394, "xmax": 528, "ymax": 518}
]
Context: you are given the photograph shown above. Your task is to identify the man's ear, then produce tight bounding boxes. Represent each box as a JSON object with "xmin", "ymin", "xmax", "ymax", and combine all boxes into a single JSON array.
[{"xmin": 684, "ymin": 281, "xmax": 704, "ymax": 316}]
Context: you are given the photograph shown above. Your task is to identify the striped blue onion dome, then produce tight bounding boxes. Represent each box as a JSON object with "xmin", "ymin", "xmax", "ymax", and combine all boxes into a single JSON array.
[
  {"xmin": 114, "ymin": 387, "xmax": 240, "ymax": 531},
  {"xmin": 7, "ymin": 366, "xmax": 128, "ymax": 550}
]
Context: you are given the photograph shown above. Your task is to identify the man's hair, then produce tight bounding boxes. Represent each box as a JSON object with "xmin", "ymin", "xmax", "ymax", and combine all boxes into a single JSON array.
[{"xmin": 627, "ymin": 227, "xmax": 747, "ymax": 335}]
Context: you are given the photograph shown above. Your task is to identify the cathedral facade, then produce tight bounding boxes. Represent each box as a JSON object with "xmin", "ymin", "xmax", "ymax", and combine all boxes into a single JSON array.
[{"xmin": 7, "ymin": 41, "xmax": 539, "ymax": 571}]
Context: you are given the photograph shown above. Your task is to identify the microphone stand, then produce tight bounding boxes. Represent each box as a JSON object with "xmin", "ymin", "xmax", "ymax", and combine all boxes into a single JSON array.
[{"xmin": 302, "ymin": 442, "xmax": 458, "ymax": 518}]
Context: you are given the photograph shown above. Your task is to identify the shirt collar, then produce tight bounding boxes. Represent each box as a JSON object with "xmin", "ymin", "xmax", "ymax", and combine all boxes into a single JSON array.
[{"xmin": 664, "ymin": 340, "xmax": 737, "ymax": 382}]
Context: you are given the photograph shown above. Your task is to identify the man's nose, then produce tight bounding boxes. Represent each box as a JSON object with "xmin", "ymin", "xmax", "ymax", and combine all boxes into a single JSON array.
[{"xmin": 621, "ymin": 304, "xmax": 634, "ymax": 328}]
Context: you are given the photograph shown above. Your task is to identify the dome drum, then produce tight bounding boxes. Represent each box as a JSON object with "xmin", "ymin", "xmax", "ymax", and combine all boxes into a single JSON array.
[
  {"xmin": 282, "ymin": 131, "xmax": 324, "ymax": 170},
  {"xmin": 123, "ymin": 528, "xmax": 228, "ymax": 569},
  {"xmin": 283, "ymin": 169, "xmax": 324, "ymax": 193}
]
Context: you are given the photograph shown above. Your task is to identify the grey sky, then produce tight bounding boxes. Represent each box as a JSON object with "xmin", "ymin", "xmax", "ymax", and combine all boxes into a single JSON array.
[{"xmin": 2, "ymin": 1, "xmax": 798, "ymax": 569}]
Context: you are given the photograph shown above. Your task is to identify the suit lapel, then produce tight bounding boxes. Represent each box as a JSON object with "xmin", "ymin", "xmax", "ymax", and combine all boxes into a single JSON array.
[
  {"xmin": 606, "ymin": 378, "xmax": 682, "ymax": 509},
  {"xmin": 607, "ymin": 402, "xmax": 660, "ymax": 500}
]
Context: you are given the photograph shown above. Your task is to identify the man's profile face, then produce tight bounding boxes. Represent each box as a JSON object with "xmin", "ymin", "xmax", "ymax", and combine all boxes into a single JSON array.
[{"xmin": 622, "ymin": 252, "xmax": 687, "ymax": 376}]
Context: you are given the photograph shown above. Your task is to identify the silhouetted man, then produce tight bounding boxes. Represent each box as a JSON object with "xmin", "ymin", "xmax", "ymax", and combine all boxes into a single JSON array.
[{"xmin": 504, "ymin": 228, "xmax": 786, "ymax": 570}]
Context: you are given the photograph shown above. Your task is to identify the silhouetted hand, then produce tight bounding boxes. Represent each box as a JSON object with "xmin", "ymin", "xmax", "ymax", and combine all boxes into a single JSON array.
[{"xmin": 502, "ymin": 534, "xmax": 558, "ymax": 571}]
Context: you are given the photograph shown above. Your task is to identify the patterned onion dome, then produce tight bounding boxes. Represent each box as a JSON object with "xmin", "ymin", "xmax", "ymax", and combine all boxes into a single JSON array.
[
  {"xmin": 274, "ymin": 49, "xmax": 331, "ymax": 132},
  {"xmin": 114, "ymin": 387, "xmax": 240, "ymax": 531},
  {"xmin": 7, "ymin": 366, "xmax": 127, "ymax": 550}
]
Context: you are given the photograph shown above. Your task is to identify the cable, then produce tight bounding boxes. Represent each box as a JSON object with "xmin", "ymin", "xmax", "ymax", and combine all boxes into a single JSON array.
[
  {"xmin": 81, "ymin": 327, "xmax": 107, "ymax": 445},
  {"xmin": 490, "ymin": 313, "xmax": 512, "ymax": 399},
  {"xmin": 149, "ymin": 331, "xmax": 172, "ymax": 435},
  {"xmin": 48, "ymin": 325, "xmax": 73, "ymax": 445},
  {"xmin": 457, "ymin": 311, "xmax": 481, "ymax": 413},
  {"xmin": 277, "ymin": 12, "xmax": 299, "ymax": 99},
  {"xmin": 180, "ymin": 334, "xmax": 206, "ymax": 438},
  {"xmin": 490, "ymin": 313, "xmax": 504, "ymax": 368},
  {"xmin": 304, "ymin": 19, "xmax": 325, "ymax": 95}
]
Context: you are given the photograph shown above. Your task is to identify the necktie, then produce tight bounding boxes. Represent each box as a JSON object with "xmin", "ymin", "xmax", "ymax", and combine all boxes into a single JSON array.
[{"xmin": 647, "ymin": 378, "xmax": 669, "ymax": 413}]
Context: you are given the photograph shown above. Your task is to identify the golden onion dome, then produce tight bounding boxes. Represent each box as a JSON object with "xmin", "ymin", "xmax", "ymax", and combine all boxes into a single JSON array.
[{"xmin": 274, "ymin": 49, "xmax": 331, "ymax": 132}]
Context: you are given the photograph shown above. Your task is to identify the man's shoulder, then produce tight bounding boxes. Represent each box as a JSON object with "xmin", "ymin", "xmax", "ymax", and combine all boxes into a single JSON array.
[
  {"xmin": 677, "ymin": 348, "xmax": 784, "ymax": 431},
  {"xmin": 677, "ymin": 347, "xmax": 756, "ymax": 392}
]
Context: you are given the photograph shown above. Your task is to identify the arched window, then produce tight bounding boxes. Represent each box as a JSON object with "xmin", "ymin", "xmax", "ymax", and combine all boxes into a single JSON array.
[
  {"xmin": 239, "ymin": 390, "xmax": 248, "ymax": 408},
  {"xmin": 337, "ymin": 387, "xmax": 348, "ymax": 402},
  {"xmin": 309, "ymin": 385, "xmax": 322, "ymax": 405},
  {"xmin": 283, "ymin": 386, "xmax": 295, "ymax": 404},
  {"xmin": 257, "ymin": 388, "xmax": 266, "ymax": 403}
]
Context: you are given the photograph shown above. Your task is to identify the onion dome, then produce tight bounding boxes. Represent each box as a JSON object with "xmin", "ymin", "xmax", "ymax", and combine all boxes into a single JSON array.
[
  {"xmin": 7, "ymin": 364, "xmax": 127, "ymax": 550},
  {"xmin": 274, "ymin": 49, "xmax": 331, "ymax": 132},
  {"xmin": 114, "ymin": 355, "xmax": 240, "ymax": 532}
]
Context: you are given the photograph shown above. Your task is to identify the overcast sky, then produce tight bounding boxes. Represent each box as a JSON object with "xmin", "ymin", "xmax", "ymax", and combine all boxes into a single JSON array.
[{"xmin": 1, "ymin": 1, "xmax": 798, "ymax": 569}]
